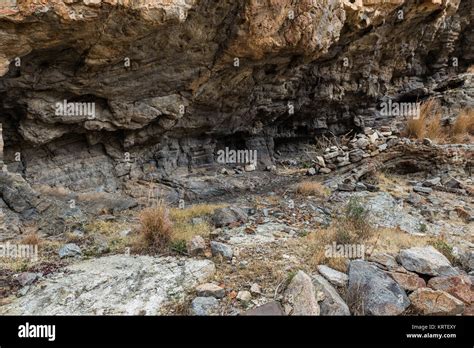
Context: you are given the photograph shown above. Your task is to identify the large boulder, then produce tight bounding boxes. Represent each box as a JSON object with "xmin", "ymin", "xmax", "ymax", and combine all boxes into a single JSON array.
[
  {"xmin": 283, "ymin": 270, "xmax": 321, "ymax": 315},
  {"xmin": 409, "ymin": 288, "xmax": 465, "ymax": 315},
  {"xmin": 312, "ymin": 274, "xmax": 350, "ymax": 316},
  {"xmin": 212, "ymin": 207, "xmax": 248, "ymax": 227},
  {"xmin": 0, "ymin": 255, "xmax": 216, "ymax": 315},
  {"xmin": 348, "ymin": 260, "xmax": 410, "ymax": 315},
  {"xmin": 398, "ymin": 246, "xmax": 459, "ymax": 276},
  {"xmin": 427, "ymin": 275, "xmax": 472, "ymax": 304},
  {"xmin": 389, "ymin": 271, "xmax": 426, "ymax": 292}
]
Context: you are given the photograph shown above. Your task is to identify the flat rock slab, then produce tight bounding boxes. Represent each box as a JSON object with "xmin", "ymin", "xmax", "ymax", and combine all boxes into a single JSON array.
[
  {"xmin": 1, "ymin": 255, "xmax": 215, "ymax": 315},
  {"xmin": 427, "ymin": 275, "xmax": 472, "ymax": 304},
  {"xmin": 242, "ymin": 301, "xmax": 285, "ymax": 316},
  {"xmin": 398, "ymin": 246, "xmax": 458, "ymax": 277},
  {"xmin": 224, "ymin": 222, "xmax": 294, "ymax": 246},
  {"xmin": 317, "ymin": 265, "xmax": 348, "ymax": 287}
]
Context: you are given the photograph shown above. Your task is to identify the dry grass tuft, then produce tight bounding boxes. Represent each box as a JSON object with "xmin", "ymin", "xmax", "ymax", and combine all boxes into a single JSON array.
[
  {"xmin": 296, "ymin": 181, "xmax": 330, "ymax": 197},
  {"xmin": 366, "ymin": 227, "xmax": 430, "ymax": 254},
  {"xmin": 170, "ymin": 203, "xmax": 224, "ymax": 241},
  {"xmin": 20, "ymin": 233, "xmax": 41, "ymax": 245},
  {"xmin": 405, "ymin": 101, "xmax": 473, "ymax": 144},
  {"xmin": 404, "ymin": 98, "xmax": 443, "ymax": 141},
  {"xmin": 136, "ymin": 202, "xmax": 174, "ymax": 253},
  {"xmin": 306, "ymin": 197, "xmax": 373, "ymax": 272},
  {"xmin": 450, "ymin": 108, "xmax": 474, "ymax": 142},
  {"xmin": 429, "ymin": 235, "xmax": 458, "ymax": 266}
]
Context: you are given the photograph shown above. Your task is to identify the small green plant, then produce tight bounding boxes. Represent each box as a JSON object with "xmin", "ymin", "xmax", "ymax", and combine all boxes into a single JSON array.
[
  {"xmin": 419, "ymin": 223, "xmax": 427, "ymax": 233},
  {"xmin": 345, "ymin": 197, "xmax": 368, "ymax": 225},
  {"xmin": 335, "ymin": 197, "xmax": 373, "ymax": 243},
  {"xmin": 429, "ymin": 238, "xmax": 456, "ymax": 265},
  {"xmin": 170, "ymin": 239, "xmax": 187, "ymax": 255},
  {"xmin": 287, "ymin": 270, "xmax": 297, "ymax": 283}
]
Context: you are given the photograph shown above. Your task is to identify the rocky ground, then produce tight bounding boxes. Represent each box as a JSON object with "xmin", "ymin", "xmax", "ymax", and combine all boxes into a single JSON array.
[
  {"xmin": 1, "ymin": 127, "xmax": 472, "ymax": 316},
  {"xmin": 0, "ymin": 0, "xmax": 472, "ymax": 316}
]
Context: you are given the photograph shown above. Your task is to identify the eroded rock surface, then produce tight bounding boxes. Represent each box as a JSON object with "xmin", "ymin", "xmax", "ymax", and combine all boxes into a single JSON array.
[
  {"xmin": 0, "ymin": 0, "xmax": 472, "ymax": 236},
  {"xmin": 1, "ymin": 255, "xmax": 216, "ymax": 315}
]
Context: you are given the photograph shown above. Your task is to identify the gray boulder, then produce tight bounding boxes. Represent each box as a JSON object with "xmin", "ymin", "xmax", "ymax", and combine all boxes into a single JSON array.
[
  {"xmin": 283, "ymin": 270, "xmax": 321, "ymax": 315},
  {"xmin": 317, "ymin": 265, "xmax": 348, "ymax": 287},
  {"xmin": 348, "ymin": 260, "xmax": 410, "ymax": 315},
  {"xmin": 312, "ymin": 274, "xmax": 350, "ymax": 315},
  {"xmin": 210, "ymin": 241, "xmax": 233, "ymax": 259},
  {"xmin": 212, "ymin": 207, "xmax": 248, "ymax": 227},
  {"xmin": 398, "ymin": 246, "xmax": 459, "ymax": 276},
  {"xmin": 58, "ymin": 243, "xmax": 82, "ymax": 258},
  {"xmin": 191, "ymin": 297, "xmax": 219, "ymax": 316}
]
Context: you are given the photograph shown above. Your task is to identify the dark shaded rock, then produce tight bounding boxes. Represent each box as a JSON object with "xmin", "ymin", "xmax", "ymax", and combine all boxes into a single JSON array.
[
  {"xmin": 348, "ymin": 260, "xmax": 410, "ymax": 315},
  {"xmin": 210, "ymin": 241, "xmax": 233, "ymax": 259},
  {"xmin": 212, "ymin": 207, "xmax": 248, "ymax": 227}
]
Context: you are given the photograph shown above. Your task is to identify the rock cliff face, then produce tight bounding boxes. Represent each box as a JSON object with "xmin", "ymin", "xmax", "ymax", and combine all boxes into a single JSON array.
[{"xmin": 0, "ymin": 0, "xmax": 472, "ymax": 236}]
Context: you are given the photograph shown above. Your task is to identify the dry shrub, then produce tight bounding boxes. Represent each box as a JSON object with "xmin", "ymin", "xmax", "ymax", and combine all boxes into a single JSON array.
[
  {"xmin": 405, "ymin": 98, "xmax": 443, "ymax": 141},
  {"xmin": 136, "ymin": 202, "xmax": 174, "ymax": 253},
  {"xmin": 20, "ymin": 233, "xmax": 41, "ymax": 245},
  {"xmin": 307, "ymin": 197, "xmax": 373, "ymax": 272},
  {"xmin": 429, "ymin": 235, "xmax": 457, "ymax": 266},
  {"xmin": 425, "ymin": 113, "xmax": 443, "ymax": 141},
  {"xmin": 450, "ymin": 108, "xmax": 474, "ymax": 142},
  {"xmin": 335, "ymin": 197, "xmax": 373, "ymax": 244},
  {"xmin": 296, "ymin": 181, "xmax": 330, "ymax": 197}
]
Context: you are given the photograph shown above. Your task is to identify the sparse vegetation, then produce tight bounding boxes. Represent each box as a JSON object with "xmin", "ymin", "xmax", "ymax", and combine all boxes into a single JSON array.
[
  {"xmin": 429, "ymin": 236, "xmax": 457, "ymax": 265},
  {"xmin": 404, "ymin": 98, "xmax": 443, "ymax": 141},
  {"xmin": 136, "ymin": 203, "xmax": 174, "ymax": 254},
  {"xmin": 170, "ymin": 203, "xmax": 224, "ymax": 241},
  {"xmin": 170, "ymin": 239, "xmax": 187, "ymax": 254},
  {"xmin": 335, "ymin": 197, "xmax": 373, "ymax": 244},
  {"xmin": 306, "ymin": 197, "xmax": 373, "ymax": 272},
  {"xmin": 450, "ymin": 108, "xmax": 474, "ymax": 142},
  {"xmin": 20, "ymin": 233, "xmax": 41, "ymax": 246},
  {"xmin": 296, "ymin": 181, "xmax": 330, "ymax": 197},
  {"xmin": 404, "ymin": 100, "xmax": 473, "ymax": 144}
]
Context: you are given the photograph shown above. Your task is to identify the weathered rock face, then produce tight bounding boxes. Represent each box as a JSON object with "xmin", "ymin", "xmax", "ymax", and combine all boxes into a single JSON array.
[
  {"xmin": 409, "ymin": 288, "xmax": 465, "ymax": 315},
  {"xmin": 348, "ymin": 260, "xmax": 410, "ymax": 315},
  {"xmin": 398, "ymin": 246, "xmax": 459, "ymax": 276},
  {"xmin": 0, "ymin": 254, "xmax": 216, "ymax": 315},
  {"xmin": 0, "ymin": 0, "xmax": 472, "ymax": 236}
]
